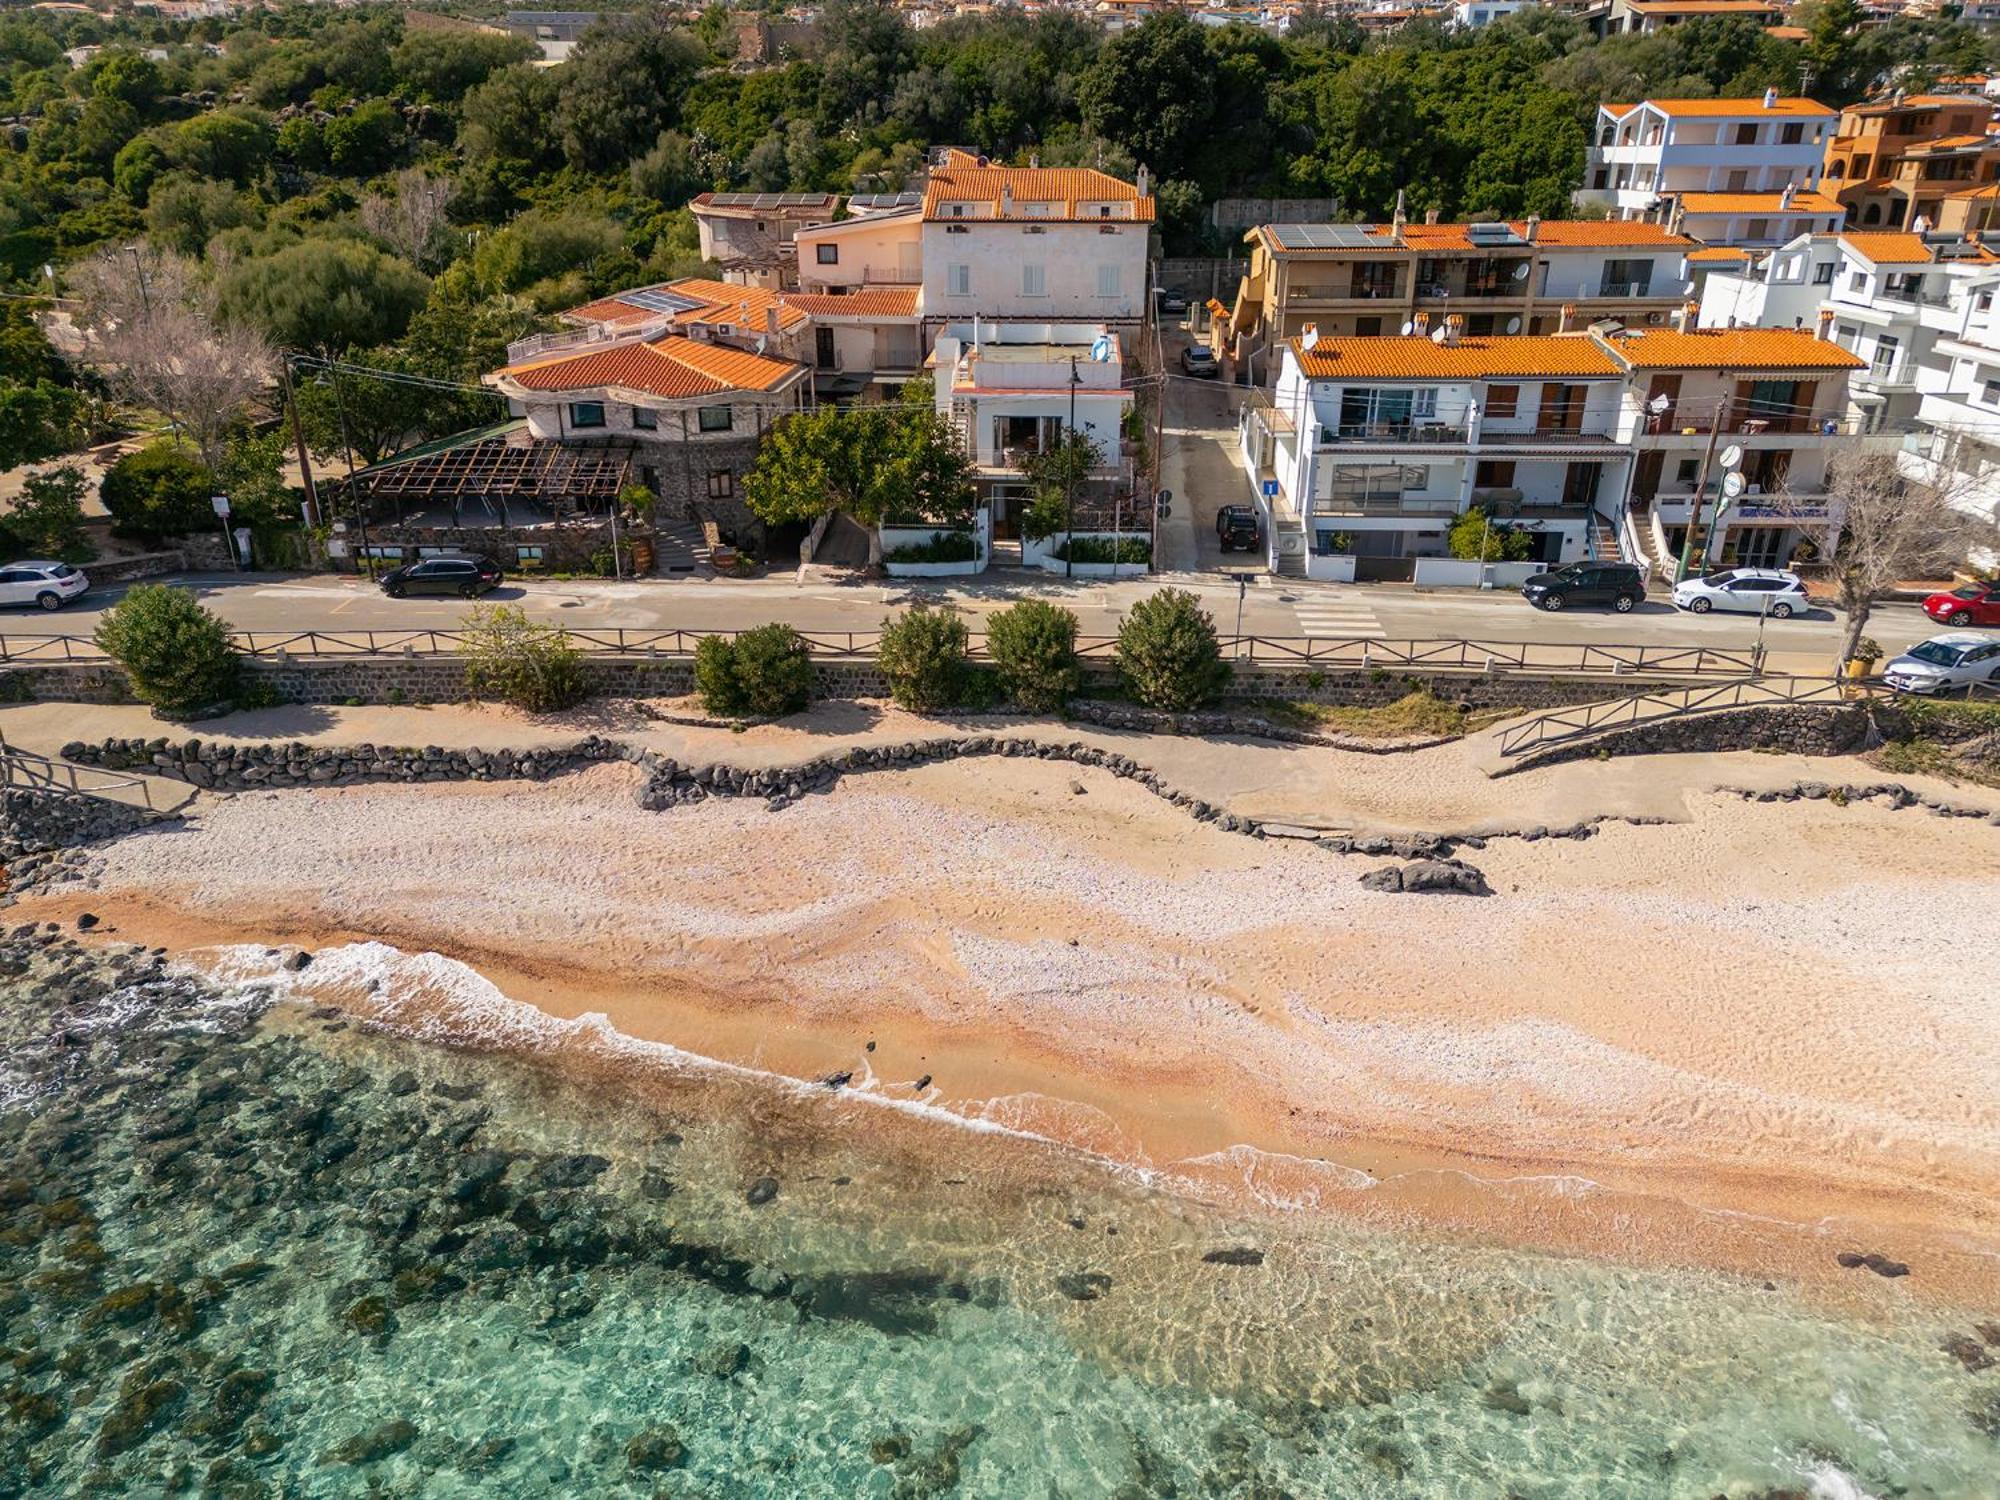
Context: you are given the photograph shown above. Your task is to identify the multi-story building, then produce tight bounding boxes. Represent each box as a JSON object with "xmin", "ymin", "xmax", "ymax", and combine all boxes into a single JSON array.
[
  {"xmin": 1823, "ymin": 93, "xmax": 2000, "ymax": 230},
  {"xmin": 1238, "ymin": 323, "xmax": 1862, "ymax": 580},
  {"xmin": 1602, "ymin": 0, "xmax": 1786, "ymax": 32},
  {"xmin": 1220, "ymin": 216, "xmax": 1697, "ymax": 378},
  {"xmin": 1577, "ymin": 93, "xmax": 1838, "ymax": 242},
  {"xmin": 918, "ymin": 149, "xmax": 1153, "ymax": 336},
  {"xmin": 688, "ymin": 192, "xmax": 843, "ymax": 284}
]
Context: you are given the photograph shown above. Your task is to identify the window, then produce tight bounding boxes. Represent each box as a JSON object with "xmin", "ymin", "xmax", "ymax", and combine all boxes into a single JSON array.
[
  {"xmin": 631, "ymin": 406, "xmax": 657, "ymax": 430},
  {"xmin": 1354, "ymin": 316, "xmax": 1382, "ymax": 336},
  {"xmin": 1675, "ymin": 458, "xmax": 1699, "ymax": 485},
  {"xmin": 1485, "ymin": 383, "xmax": 1519, "ymax": 419},
  {"xmin": 948, "ymin": 263, "xmax": 970, "ymax": 295},
  {"xmin": 1726, "ymin": 169, "xmax": 1749, "ymax": 192},
  {"xmin": 1411, "ymin": 388, "xmax": 1439, "ymax": 418},
  {"xmin": 1870, "ymin": 334, "xmax": 1899, "ymax": 379},
  {"xmin": 1848, "ymin": 271, "xmax": 1868, "ymax": 292},
  {"xmin": 816, "ymin": 244, "xmax": 839, "ymax": 265},
  {"xmin": 516, "ymin": 545, "xmax": 546, "ymax": 566},
  {"xmin": 1022, "ymin": 263, "xmax": 1046, "ymax": 296},
  {"xmin": 1744, "ymin": 219, "xmax": 1769, "ymax": 241},
  {"xmin": 1474, "ymin": 459, "xmax": 1516, "ymax": 488},
  {"xmin": 1734, "ymin": 123, "xmax": 1758, "ymax": 145},
  {"xmin": 1781, "ymin": 122, "xmax": 1804, "ymax": 145},
  {"xmin": 1812, "ymin": 261, "xmax": 1834, "ymax": 284},
  {"xmin": 1097, "ymin": 264, "xmax": 1120, "ymax": 297},
  {"xmin": 698, "ymin": 405, "xmax": 733, "ymax": 433},
  {"xmin": 707, "ymin": 469, "xmax": 734, "ymax": 499},
  {"xmin": 1980, "ymin": 290, "xmax": 1995, "ymax": 312},
  {"xmin": 1983, "ymin": 379, "xmax": 2000, "ymax": 407},
  {"xmin": 569, "ymin": 401, "xmax": 605, "ymax": 429}
]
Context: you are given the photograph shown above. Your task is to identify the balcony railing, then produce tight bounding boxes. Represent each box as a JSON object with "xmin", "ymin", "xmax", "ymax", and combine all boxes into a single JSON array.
[
  {"xmin": 1544, "ymin": 280, "xmax": 1657, "ymax": 300},
  {"xmin": 1641, "ymin": 411, "xmax": 1850, "ymax": 437},
  {"xmin": 1319, "ymin": 421, "xmax": 1470, "ymax": 444},
  {"xmin": 1310, "ymin": 495, "xmax": 1461, "ymax": 516},
  {"xmin": 1477, "ymin": 425, "xmax": 1615, "ymax": 444},
  {"xmin": 505, "ymin": 320, "xmax": 669, "ymax": 364}
]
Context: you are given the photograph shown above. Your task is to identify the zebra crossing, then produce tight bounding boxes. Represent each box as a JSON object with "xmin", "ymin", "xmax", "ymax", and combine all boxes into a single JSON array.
[{"xmin": 1289, "ymin": 591, "xmax": 1386, "ymax": 639}]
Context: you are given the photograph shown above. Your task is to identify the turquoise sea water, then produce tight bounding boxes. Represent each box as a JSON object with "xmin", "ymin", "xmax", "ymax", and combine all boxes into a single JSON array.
[{"xmin": 3, "ymin": 928, "xmax": 1999, "ymax": 1498}]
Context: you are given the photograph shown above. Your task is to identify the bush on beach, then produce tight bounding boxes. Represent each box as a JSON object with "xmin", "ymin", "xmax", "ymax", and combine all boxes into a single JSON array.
[
  {"xmin": 985, "ymin": 599, "xmax": 1080, "ymax": 713},
  {"xmin": 461, "ymin": 603, "xmax": 591, "ymax": 714},
  {"xmin": 93, "ymin": 583, "xmax": 241, "ymax": 718},
  {"xmin": 877, "ymin": 602, "xmax": 970, "ymax": 713},
  {"xmin": 1114, "ymin": 588, "xmax": 1229, "ymax": 711},
  {"xmin": 694, "ymin": 623, "xmax": 815, "ymax": 718}
]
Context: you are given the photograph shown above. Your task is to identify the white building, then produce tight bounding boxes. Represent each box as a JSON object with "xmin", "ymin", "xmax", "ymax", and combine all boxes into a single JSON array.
[
  {"xmin": 1452, "ymin": 0, "xmax": 1531, "ymax": 25},
  {"xmin": 919, "ymin": 150, "xmax": 1153, "ymax": 335},
  {"xmin": 1577, "ymin": 93, "xmax": 1838, "ymax": 242}
]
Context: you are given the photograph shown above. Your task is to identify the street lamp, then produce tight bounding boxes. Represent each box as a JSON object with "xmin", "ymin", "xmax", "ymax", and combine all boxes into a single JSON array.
[{"xmin": 1677, "ymin": 442, "xmax": 1742, "ymax": 583}]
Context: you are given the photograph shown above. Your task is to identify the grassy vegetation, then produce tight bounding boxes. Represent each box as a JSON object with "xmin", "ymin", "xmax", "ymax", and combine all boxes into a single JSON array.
[
  {"xmin": 1249, "ymin": 689, "xmax": 1492, "ymax": 740},
  {"xmin": 1870, "ymin": 698, "xmax": 2000, "ymax": 788}
]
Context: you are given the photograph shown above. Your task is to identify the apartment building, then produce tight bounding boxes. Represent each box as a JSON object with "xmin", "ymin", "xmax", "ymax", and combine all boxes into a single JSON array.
[
  {"xmin": 918, "ymin": 149, "xmax": 1153, "ymax": 334},
  {"xmin": 1221, "ymin": 217, "xmax": 1696, "ymax": 378},
  {"xmin": 1238, "ymin": 323, "xmax": 1861, "ymax": 580},
  {"xmin": 1602, "ymin": 0, "xmax": 1786, "ymax": 31},
  {"xmin": 1823, "ymin": 93, "xmax": 2000, "ymax": 231},
  {"xmin": 1577, "ymin": 93, "xmax": 1838, "ymax": 244}
]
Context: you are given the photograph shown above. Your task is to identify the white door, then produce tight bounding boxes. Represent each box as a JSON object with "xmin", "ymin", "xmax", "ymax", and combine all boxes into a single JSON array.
[{"xmin": 0, "ymin": 569, "xmax": 34, "ymax": 606}]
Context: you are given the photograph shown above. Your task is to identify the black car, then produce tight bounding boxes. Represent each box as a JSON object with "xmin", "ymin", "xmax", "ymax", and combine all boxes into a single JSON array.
[
  {"xmin": 379, "ymin": 555, "xmax": 504, "ymax": 599},
  {"xmin": 1519, "ymin": 562, "xmax": 1645, "ymax": 613},
  {"xmin": 1215, "ymin": 505, "xmax": 1261, "ymax": 552}
]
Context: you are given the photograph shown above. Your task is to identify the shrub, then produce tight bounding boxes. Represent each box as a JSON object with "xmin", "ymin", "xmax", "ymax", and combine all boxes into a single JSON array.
[
  {"xmin": 985, "ymin": 599, "xmax": 1080, "ymax": 712},
  {"xmin": 1115, "ymin": 588, "xmax": 1229, "ymax": 711},
  {"xmin": 885, "ymin": 530, "xmax": 977, "ymax": 564},
  {"xmin": 460, "ymin": 604, "xmax": 591, "ymax": 713},
  {"xmin": 878, "ymin": 602, "xmax": 970, "ymax": 713},
  {"xmin": 1447, "ymin": 506, "xmax": 1534, "ymax": 562},
  {"xmin": 1055, "ymin": 535, "xmax": 1149, "ymax": 565},
  {"xmin": 694, "ymin": 624, "xmax": 814, "ymax": 718},
  {"xmin": 94, "ymin": 584, "xmax": 240, "ymax": 717},
  {"xmin": 0, "ymin": 464, "xmax": 93, "ymax": 563},
  {"xmin": 100, "ymin": 441, "xmax": 217, "ymax": 543}
]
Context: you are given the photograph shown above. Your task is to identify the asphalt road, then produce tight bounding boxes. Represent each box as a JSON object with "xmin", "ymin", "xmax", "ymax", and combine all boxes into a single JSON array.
[{"xmin": 7, "ymin": 566, "xmax": 1941, "ymax": 678}]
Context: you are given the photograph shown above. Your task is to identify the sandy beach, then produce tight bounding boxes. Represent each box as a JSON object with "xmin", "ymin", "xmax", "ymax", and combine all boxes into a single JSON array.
[{"xmin": 25, "ymin": 715, "xmax": 2000, "ymax": 1314}]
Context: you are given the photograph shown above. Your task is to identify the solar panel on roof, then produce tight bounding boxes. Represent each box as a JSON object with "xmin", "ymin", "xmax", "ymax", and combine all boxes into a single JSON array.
[
  {"xmin": 849, "ymin": 192, "xmax": 922, "ymax": 209},
  {"xmin": 705, "ymin": 192, "xmax": 836, "ymax": 210},
  {"xmin": 1268, "ymin": 224, "xmax": 1384, "ymax": 249},
  {"xmin": 620, "ymin": 288, "xmax": 708, "ymax": 315}
]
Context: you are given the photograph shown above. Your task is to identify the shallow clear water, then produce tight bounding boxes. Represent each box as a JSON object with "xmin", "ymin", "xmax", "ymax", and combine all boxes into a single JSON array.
[{"xmin": 3, "ymin": 929, "xmax": 1998, "ymax": 1498}]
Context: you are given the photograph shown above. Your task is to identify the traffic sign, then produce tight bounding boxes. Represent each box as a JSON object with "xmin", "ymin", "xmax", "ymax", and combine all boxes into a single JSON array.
[{"xmin": 1260, "ymin": 479, "xmax": 1279, "ymax": 498}]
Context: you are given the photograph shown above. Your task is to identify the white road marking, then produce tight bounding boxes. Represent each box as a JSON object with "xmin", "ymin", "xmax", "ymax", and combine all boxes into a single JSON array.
[{"xmin": 1290, "ymin": 596, "xmax": 1387, "ymax": 639}]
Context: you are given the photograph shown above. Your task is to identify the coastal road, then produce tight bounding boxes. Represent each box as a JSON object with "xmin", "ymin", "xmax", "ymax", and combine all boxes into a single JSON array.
[{"xmin": 11, "ymin": 567, "xmax": 1941, "ymax": 676}]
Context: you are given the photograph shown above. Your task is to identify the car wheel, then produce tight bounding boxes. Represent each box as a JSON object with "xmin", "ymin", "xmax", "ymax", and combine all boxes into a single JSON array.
[
  {"xmin": 1949, "ymin": 609, "xmax": 1973, "ymax": 626},
  {"xmin": 1540, "ymin": 594, "xmax": 1565, "ymax": 612},
  {"xmin": 1612, "ymin": 593, "xmax": 1636, "ymax": 613},
  {"xmin": 35, "ymin": 591, "xmax": 60, "ymax": 611},
  {"xmin": 1770, "ymin": 602, "xmax": 1794, "ymax": 619},
  {"xmin": 459, "ymin": 582, "xmax": 478, "ymax": 598},
  {"xmin": 1689, "ymin": 597, "xmax": 1712, "ymax": 614},
  {"xmin": 386, "ymin": 583, "xmax": 405, "ymax": 598}
]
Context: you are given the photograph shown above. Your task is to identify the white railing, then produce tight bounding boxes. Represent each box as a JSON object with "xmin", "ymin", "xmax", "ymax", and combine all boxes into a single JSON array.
[{"xmin": 505, "ymin": 319, "xmax": 671, "ymax": 365}]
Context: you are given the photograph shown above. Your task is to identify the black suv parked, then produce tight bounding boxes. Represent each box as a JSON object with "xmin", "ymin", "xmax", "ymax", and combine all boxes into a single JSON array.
[
  {"xmin": 379, "ymin": 555, "xmax": 504, "ymax": 599},
  {"xmin": 1215, "ymin": 505, "xmax": 1261, "ymax": 552},
  {"xmin": 1519, "ymin": 562, "xmax": 1645, "ymax": 613}
]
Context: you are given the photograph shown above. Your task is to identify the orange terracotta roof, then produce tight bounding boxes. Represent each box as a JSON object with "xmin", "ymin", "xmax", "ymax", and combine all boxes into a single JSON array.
[
  {"xmin": 1601, "ymin": 328, "xmax": 1863, "ymax": 371},
  {"xmin": 1675, "ymin": 190, "xmax": 1843, "ymax": 214},
  {"xmin": 1902, "ymin": 134, "xmax": 1998, "ymax": 154},
  {"xmin": 1687, "ymin": 246, "xmax": 1755, "ymax": 262},
  {"xmin": 922, "ymin": 151, "xmax": 1155, "ymax": 223},
  {"xmin": 780, "ymin": 287, "xmax": 921, "ymax": 318},
  {"xmin": 564, "ymin": 295, "xmax": 661, "ymax": 329},
  {"xmin": 1626, "ymin": 0, "xmax": 1782, "ymax": 12},
  {"xmin": 1764, "ymin": 24, "xmax": 1807, "ymax": 38},
  {"xmin": 1257, "ymin": 219, "xmax": 1693, "ymax": 257},
  {"xmin": 1527, "ymin": 221, "xmax": 1698, "ymax": 248},
  {"xmin": 563, "ymin": 280, "xmax": 811, "ymax": 337},
  {"xmin": 1844, "ymin": 93, "xmax": 1982, "ymax": 114},
  {"xmin": 497, "ymin": 336, "xmax": 803, "ymax": 398},
  {"xmin": 1632, "ymin": 97, "xmax": 1836, "ymax": 119},
  {"xmin": 1840, "ymin": 232, "xmax": 1933, "ymax": 265},
  {"xmin": 1290, "ymin": 334, "xmax": 1620, "ymax": 380}
]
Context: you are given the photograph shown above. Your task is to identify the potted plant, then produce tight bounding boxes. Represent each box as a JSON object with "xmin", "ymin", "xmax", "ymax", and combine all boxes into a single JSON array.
[{"xmin": 1845, "ymin": 636, "xmax": 1882, "ymax": 681}]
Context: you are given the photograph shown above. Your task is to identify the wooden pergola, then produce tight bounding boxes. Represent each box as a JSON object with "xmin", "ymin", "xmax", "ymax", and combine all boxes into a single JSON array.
[{"xmin": 345, "ymin": 440, "xmax": 635, "ymax": 526}]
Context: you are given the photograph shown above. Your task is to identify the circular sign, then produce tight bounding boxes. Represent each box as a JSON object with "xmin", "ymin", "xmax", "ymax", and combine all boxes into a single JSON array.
[
  {"xmin": 1721, "ymin": 472, "xmax": 1747, "ymax": 499},
  {"xmin": 1719, "ymin": 445, "xmax": 1744, "ymax": 470}
]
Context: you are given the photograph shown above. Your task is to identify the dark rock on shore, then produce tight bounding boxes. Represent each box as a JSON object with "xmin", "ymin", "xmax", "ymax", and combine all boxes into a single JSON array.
[
  {"xmin": 1358, "ymin": 858, "xmax": 1491, "ymax": 896},
  {"xmin": 1943, "ymin": 1334, "xmax": 1995, "ymax": 1373},
  {"xmin": 1836, "ymin": 1250, "xmax": 1910, "ymax": 1278},
  {"xmin": 1200, "ymin": 1247, "xmax": 1265, "ymax": 1267}
]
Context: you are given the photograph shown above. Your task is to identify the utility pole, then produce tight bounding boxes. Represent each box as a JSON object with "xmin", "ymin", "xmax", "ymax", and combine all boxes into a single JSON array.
[
  {"xmin": 1065, "ymin": 354, "xmax": 1080, "ymax": 579},
  {"xmin": 1676, "ymin": 395, "xmax": 1727, "ymax": 583},
  {"xmin": 324, "ymin": 355, "xmax": 371, "ymax": 577},
  {"xmin": 279, "ymin": 355, "xmax": 320, "ymax": 528}
]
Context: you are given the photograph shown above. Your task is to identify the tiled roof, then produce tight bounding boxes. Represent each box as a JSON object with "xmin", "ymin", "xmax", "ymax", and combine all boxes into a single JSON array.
[
  {"xmin": 1902, "ymin": 134, "xmax": 1999, "ymax": 154},
  {"xmin": 922, "ymin": 149, "xmax": 1155, "ymax": 223},
  {"xmin": 563, "ymin": 295, "xmax": 661, "ymax": 329},
  {"xmin": 1840, "ymin": 232, "xmax": 1933, "ymax": 265},
  {"xmin": 1601, "ymin": 328, "xmax": 1864, "ymax": 371},
  {"xmin": 1687, "ymin": 246, "xmax": 1756, "ymax": 262},
  {"xmin": 497, "ymin": 336, "xmax": 804, "ymax": 398},
  {"xmin": 1843, "ymin": 93, "xmax": 1983, "ymax": 115},
  {"xmin": 1623, "ymin": 97, "xmax": 1836, "ymax": 119},
  {"xmin": 563, "ymin": 280, "xmax": 811, "ymax": 337},
  {"xmin": 1256, "ymin": 219, "xmax": 1694, "ymax": 257},
  {"xmin": 1675, "ymin": 190, "xmax": 1843, "ymax": 213},
  {"xmin": 1626, "ymin": 0, "xmax": 1783, "ymax": 12},
  {"xmin": 781, "ymin": 287, "xmax": 921, "ymax": 317},
  {"xmin": 1290, "ymin": 334, "xmax": 1620, "ymax": 380}
]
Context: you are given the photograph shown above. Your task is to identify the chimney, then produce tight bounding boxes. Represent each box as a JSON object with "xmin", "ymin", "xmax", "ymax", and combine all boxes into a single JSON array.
[
  {"xmin": 1412, "ymin": 312, "xmax": 1430, "ymax": 336},
  {"xmin": 1763, "ymin": 87, "xmax": 1779, "ymax": 110},
  {"xmin": 1136, "ymin": 165, "xmax": 1149, "ymax": 199},
  {"xmin": 1816, "ymin": 308, "xmax": 1835, "ymax": 340},
  {"xmin": 1673, "ymin": 301, "xmax": 1698, "ymax": 332},
  {"xmin": 1029, "ymin": 151, "xmax": 1039, "ymax": 169},
  {"xmin": 1443, "ymin": 313, "xmax": 1464, "ymax": 345},
  {"xmin": 1425, "ymin": 208, "xmax": 1440, "ymax": 225},
  {"xmin": 1393, "ymin": 188, "xmax": 1408, "ymax": 236},
  {"xmin": 765, "ymin": 304, "xmax": 779, "ymax": 336},
  {"xmin": 1558, "ymin": 301, "xmax": 1577, "ymax": 334},
  {"xmin": 1780, "ymin": 183, "xmax": 1795, "ymax": 209},
  {"xmin": 1525, "ymin": 214, "xmax": 1540, "ymax": 242}
]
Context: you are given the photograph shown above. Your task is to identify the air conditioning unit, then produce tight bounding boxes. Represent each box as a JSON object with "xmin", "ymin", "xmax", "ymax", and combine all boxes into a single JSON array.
[{"xmin": 1646, "ymin": 311, "xmax": 1667, "ymax": 324}]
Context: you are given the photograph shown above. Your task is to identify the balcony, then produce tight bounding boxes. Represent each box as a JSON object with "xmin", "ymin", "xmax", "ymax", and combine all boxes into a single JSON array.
[
  {"xmin": 1476, "ymin": 425, "xmax": 1618, "ymax": 447},
  {"xmin": 1318, "ymin": 421, "xmax": 1470, "ymax": 445},
  {"xmin": 1544, "ymin": 280, "xmax": 1660, "ymax": 301},
  {"xmin": 1310, "ymin": 494, "xmax": 1461, "ymax": 517},
  {"xmin": 1289, "ymin": 283, "xmax": 1402, "ymax": 304},
  {"xmin": 1636, "ymin": 411, "xmax": 1853, "ymax": 439}
]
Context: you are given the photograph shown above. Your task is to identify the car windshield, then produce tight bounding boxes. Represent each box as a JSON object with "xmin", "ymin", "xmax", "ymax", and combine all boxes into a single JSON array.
[
  {"xmin": 1951, "ymin": 586, "xmax": 1982, "ymax": 599},
  {"xmin": 48, "ymin": 564, "xmax": 76, "ymax": 578},
  {"xmin": 1907, "ymin": 642, "xmax": 1968, "ymax": 667}
]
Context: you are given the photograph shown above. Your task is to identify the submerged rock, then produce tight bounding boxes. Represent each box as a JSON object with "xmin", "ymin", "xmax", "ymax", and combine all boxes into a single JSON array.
[
  {"xmin": 1200, "ymin": 1247, "xmax": 1265, "ymax": 1268},
  {"xmin": 96, "ymin": 1376, "xmax": 187, "ymax": 1457},
  {"xmin": 320, "ymin": 1417, "xmax": 418, "ymax": 1466},
  {"xmin": 745, "ymin": 1176, "xmax": 779, "ymax": 1206},
  {"xmin": 625, "ymin": 1424, "xmax": 685, "ymax": 1471},
  {"xmin": 1056, "ymin": 1272, "xmax": 1113, "ymax": 1302}
]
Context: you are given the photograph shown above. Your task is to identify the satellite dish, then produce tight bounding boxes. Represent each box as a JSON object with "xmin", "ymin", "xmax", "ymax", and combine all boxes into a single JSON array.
[
  {"xmin": 1431, "ymin": 326, "xmax": 1448, "ymax": 343},
  {"xmin": 1720, "ymin": 444, "xmax": 1744, "ymax": 469},
  {"xmin": 1649, "ymin": 393, "xmax": 1671, "ymax": 412},
  {"xmin": 1683, "ymin": 280, "xmax": 1697, "ymax": 296},
  {"xmin": 1505, "ymin": 317, "xmax": 1522, "ymax": 334},
  {"xmin": 1512, "ymin": 262, "xmax": 1531, "ymax": 281},
  {"xmin": 1722, "ymin": 471, "xmax": 1747, "ymax": 499},
  {"xmin": 1399, "ymin": 320, "xmax": 1415, "ymax": 336},
  {"xmin": 1300, "ymin": 325, "xmax": 1320, "ymax": 351}
]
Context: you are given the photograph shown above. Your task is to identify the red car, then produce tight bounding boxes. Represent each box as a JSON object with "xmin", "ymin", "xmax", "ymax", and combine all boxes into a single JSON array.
[{"xmin": 1923, "ymin": 581, "xmax": 2000, "ymax": 627}]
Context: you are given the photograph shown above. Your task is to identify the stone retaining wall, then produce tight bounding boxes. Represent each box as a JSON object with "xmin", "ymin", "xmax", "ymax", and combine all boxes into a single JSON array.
[
  {"xmin": 0, "ymin": 786, "xmax": 180, "ymax": 896},
  {"xmin": 1512, "ymin": 704, "xmax": 1878, "ymax": 772},
  {"xmin": 5, "ymin": 656, "xmax": 1692, "ymax": 712},
  {"xmin": 62, "ymin": 735, "xmax": 632, "ymax": 791}
]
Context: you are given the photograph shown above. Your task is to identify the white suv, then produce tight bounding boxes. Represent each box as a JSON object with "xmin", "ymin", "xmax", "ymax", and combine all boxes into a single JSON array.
[
  {"xmin": 0, "ymin": 561, "xmax": 89, "ymax": 611},
  {"xmin": 1672, "ymin": 567, "xmax": 1809, "ymax": 618}
]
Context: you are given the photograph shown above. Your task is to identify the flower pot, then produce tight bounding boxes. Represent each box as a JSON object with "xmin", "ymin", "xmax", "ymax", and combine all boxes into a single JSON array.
[{"xmin": 1844, "ymin": 658, "xmax": 1875, "ymax": 680}]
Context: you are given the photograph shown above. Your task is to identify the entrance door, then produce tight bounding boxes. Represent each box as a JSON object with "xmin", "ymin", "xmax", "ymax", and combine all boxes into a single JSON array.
[
  {"xmin": 815, "ymin": 327, "xmax": 836, "ymax": 370},
  {"xmin": 1536, "ymin": 383, "xmax": 1587, "ymax": 433},
  {"xmin": 1735, "ymin": 528, "xmax": 1784, "ymax": 567}
]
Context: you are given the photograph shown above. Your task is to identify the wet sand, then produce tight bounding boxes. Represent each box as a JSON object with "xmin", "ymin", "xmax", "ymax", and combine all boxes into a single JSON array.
[{"xmin": 27, "ymin": 751, "xmax": 2000, "ymax": 1310}]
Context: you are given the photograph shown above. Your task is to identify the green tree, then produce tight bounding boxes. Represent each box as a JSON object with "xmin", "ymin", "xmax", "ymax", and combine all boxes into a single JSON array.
[
  {"xmin": 94, "ymin": 584, "xmax": 241, "ymax": 718},
  {"xmin": 99, "ymin": 441, "xmax": 218, "ymax": 543},
  {"xmin": 461, "ymin": 603, "xmax": 592, "ymax": 713},
  {"xmin": 461, "ymin": 62, "xmax": 564, "ymax": 169},
  {"xmin": 389, "ymin": 28, "xmax": 536, "ymax": 104},
  {"xmin": 0, "ymin": 464, "xmax": 93, "ymax": 563},
  {"xmin": 145, "ymin": 174, "xmax": 259, "ymax": 256},
  {"xmin": 552, "ymin": 18, "xmax": 708, "ymax": 171},
  {"xmin": 470, "ymin": 210, "xmax": 624, "ymax": 296},
  {"xmin": 743, "ymin": 404, "xmax": 974, "ymax": 567},
  {"xmin": 218, "ymin": 238, "xmax": 428, "ymax": 351},
  {"xmin": 1016, "ymin": 430, "xmax": 1102, "ymax": 543},
  {"xmin": 1114, "ymin": 588, "xmax": 1228, "ymax": 711},
  {"xmin": 877, "ymin": 602, "xmax": 970, "ymax": 713},
  {"xmin": 0, "ymin": 380, "xmax": 88, "ymax": 470},
  {"xmin": 1076, "ymin": 13, "xmax": 1215, "ymax": 180},
  {"xmin": 323, "ymin": 98, "xmax": 405, "ymax": 174},
  {"xmin": 1447, "ymin": 506, "xmax": 1534, "ymax": 562},
  {"xmin": 163, "ymin": 108, "xmax": 274, "ymax": 183},
  {"xmin": 985, "ymin": 599, "xmax": 1080, "ymax": 712}
]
